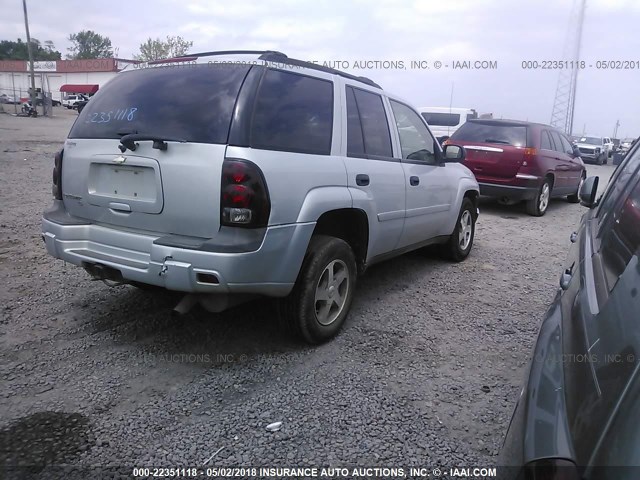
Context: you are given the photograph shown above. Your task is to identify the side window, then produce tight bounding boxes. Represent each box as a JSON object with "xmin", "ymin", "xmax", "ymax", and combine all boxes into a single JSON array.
[
  {"xmin": 540, "ymin": 130, "xmax": 553, "ymax": 150},
  {"xmin": 597, "ymin": 147, "xmax": 640, "ymax": 228},
  {"xmin": 549, "ymin": 131, "xmax": 565, "ymax": 154},
  {"xmin": 351, "ymin": 88, "xmax": 393, "ymax": 158},
  {"xmin": 345, "ymin": 87, "xmax": 365, "ymax": 157},
  {"xmin": 559, "ymin": 134, "xmax": 574, "ymax": 155},
  {"xmin": 251, "ymin": 70, "xmax": 333, "ymax": 155},
  {"xmin": 600, "ymin": 177, "xmax": 640, "ymax": 290},
  {"xmin": 390, "ymin": 100, "xmax": 437, "ymax": 163}
]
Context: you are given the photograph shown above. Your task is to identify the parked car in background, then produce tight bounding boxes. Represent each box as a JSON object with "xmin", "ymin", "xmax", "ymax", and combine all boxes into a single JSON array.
[
  {"xmin": 447, "ymin": 119, "xmax": 586, "ymax": 216},
  {"xmin": 499, "ymin": 140, "xmax": 640, "ymax": 478},
  {"xmin": 418, "ymin": 107, "xmax": 477, "ymax": 143},
  {"xmin": 0, "ymin": 93, "xmax": 19, "ymax": 104},
  {"xmin": 62, "ymin": 94, "xmax": 87, "ymax": 109},
  {"xmin": 575, "ymin": 135, "xmax": 610, "ymax": 164},
  {"xmin": 41, "ymin": 51, "xmax": 480, "ymax": 344},
  {"xmin": 619, "ymin": 137, "xmax": 636, "ymax": 156}
]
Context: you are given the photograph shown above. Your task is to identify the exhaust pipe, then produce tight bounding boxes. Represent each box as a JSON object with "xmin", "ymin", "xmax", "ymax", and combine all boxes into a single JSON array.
[
  {"xmin": 83, "ymin": 262, "xmax": 124, "ymax": 285},
  {"xmin": 171, "ymin": 293, "xmax": 259, "ymax": 316},
  {"xmin": 172, "ymin": 294, "xmax": 199, "ymax": 316}
]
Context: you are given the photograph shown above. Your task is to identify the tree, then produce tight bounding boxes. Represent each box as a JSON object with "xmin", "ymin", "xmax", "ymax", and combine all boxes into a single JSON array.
[
  {"xmin": 67, "ymin": 30, "xmax": 113, "ymax": 59},
  {"xmin": 0, "ymin": 38, "xmax": 61, "ymax": 60},
  {"xmin": 134, "ymin": 35, "xmax": 193, "ymax": 61}
]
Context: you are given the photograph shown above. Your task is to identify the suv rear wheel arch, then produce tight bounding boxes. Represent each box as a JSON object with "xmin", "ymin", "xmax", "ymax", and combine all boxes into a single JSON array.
[{"xmin": 311, "ymin": 208, "xmax": 369, "ymax": 275}]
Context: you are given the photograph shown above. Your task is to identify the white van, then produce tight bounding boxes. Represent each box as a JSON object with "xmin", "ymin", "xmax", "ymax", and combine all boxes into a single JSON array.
[{"xmin": 418, "ymin": 107, "xmax": 478, "ymax": 141}]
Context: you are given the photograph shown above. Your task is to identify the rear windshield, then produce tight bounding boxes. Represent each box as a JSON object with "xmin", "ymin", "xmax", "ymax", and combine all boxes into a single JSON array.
[
  {"xmin": 69, "ymin": 64, "xmax": 251, "ymax": 144},
  {"xmin": 421, "ymin": 112, "xmax": 460, "ymax": 127},
  {"xmin": 451, "ymin": 121, "xmax": 528, "ymax": 147}
]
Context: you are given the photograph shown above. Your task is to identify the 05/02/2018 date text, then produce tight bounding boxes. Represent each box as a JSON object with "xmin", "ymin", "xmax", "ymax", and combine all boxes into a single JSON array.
[{"xmin": 522, "ymin": 60, "xmax": 640, "ymax": 69}]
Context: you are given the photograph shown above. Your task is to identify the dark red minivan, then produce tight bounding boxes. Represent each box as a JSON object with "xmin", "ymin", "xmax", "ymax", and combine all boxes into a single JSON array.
[{"xmin": 447, "ymin": 119, "xmax": 586, "ymax": 216}]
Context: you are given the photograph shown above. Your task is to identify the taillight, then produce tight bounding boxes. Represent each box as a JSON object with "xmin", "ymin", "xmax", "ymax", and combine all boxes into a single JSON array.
[
  {"xmin": 220, "ymin": 159, "xmax": 270, "ymax": 228},
  {"xmin": 52, "ymin": 149, "xmax": 63, "ymax": 200},
  {"xmin": 524, "ymin": 458, "xmax": 580, "ymax": 480},
  {"xmin": 523, "ymin": 147, "xmax": 537, "ymax": 166}
]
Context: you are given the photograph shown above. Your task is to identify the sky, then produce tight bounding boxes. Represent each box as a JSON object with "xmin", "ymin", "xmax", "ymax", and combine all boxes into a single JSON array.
[{"xmin": 2, "ymin": 0, "xmax": 639, "ymax": 138}]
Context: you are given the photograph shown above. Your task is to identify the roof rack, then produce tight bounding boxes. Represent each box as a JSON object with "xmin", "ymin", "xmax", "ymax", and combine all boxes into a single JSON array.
[
  {"xmin": 172, "ymin": 50, "xmax": 381, "ymax": 89},
  {"xmin": 174, "ymin": 50, "xmax": 287, "ymax": 59},
  {"xmin": 259, "ymin": 52, "xmax": 381, "ymax": 89}
]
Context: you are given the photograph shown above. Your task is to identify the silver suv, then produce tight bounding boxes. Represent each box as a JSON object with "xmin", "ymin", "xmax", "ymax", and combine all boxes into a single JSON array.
[{"xmin": 42, "ymin": 51, "xmax": 480, "ymax": 343}]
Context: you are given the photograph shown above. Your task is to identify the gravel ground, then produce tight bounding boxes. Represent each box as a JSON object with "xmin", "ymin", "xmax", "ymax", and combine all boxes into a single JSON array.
[{"xmin": 0, "ymin": 108, "xmax": 615, "ymax": 478}]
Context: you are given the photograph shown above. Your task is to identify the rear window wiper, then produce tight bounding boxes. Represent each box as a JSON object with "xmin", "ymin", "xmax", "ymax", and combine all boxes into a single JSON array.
[
  {"xmin": 484, "ymin": 138, "xmax": 511, "ymax": 145},
  {"xmin": 119, "ymin": 133, "xmax": 187, "ymax": 152}
]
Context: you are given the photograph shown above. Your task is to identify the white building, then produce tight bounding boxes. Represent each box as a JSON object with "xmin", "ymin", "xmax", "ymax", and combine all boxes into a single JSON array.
[{"xmin": 0, "ymin": 58, "xmax": 138, "ymax": 103}]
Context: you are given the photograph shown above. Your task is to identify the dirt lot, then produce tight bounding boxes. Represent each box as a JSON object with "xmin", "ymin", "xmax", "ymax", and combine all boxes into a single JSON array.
[{"xmin": 0, "ymin": 108, "xmax": 615, "ymax": 476}]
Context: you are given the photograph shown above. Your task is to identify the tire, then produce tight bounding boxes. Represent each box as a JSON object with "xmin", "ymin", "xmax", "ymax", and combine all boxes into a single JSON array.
[
  {"xmin": 567, "ymin": 173, "xmax": 585, "ymax": 203},
  {"xmin": 526, "ymin": 179, "xmax": 551, "ymax": 216},
  {"xmin": 597, "ymin": 154, "xmax": 605, "ymax": 165},
  {"xmin": 279, "ymin": 235, "xmax": 357, "ymax": 344},
  {"xmin": 443, "ymin": 197, "xmax": 476, "ymax": 262}
]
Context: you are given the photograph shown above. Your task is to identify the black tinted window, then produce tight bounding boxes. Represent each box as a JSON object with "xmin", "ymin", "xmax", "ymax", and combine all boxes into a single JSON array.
[
  {"xmin": 549, "ymin": 131, "xmax": 565, "ymax": 154},
  {"xmin": 601, "ymin": 178, "xmax": 640, "ymax": 290},
  {"xmin": 251, "ymin": 70, "xmax": 333, "ymax": 155},
  {"xmin": 69, "ymin": 64, "xmax": 251, "ymax": 144},
  {"xmin": 559, "ymin": 134, "xmax": 574, "ymax": 154},
  {"xmin": 597, "ymin": 146, "xmax": 640, "ymax": 228},
  {"xmin": 391, "ymin": 101, "xmax": 437, "ymax": 163},
  {"xmin": 352, "ymin": 88, "xmax": 393, "ymax": 157},
  {"xmin": 540, "ymin": 130, "xmax": 553, "ymax": 150},
  {"xmin": 450, "ymin": 121, "xmax": 527, "ymax": 147},
  {"xmin": 346, "ymin": 87, "xmax": 365, "ymax": 156},
  {"xmin": 421, "ymin": 112, "xmax": 460, "ymax": 127}
]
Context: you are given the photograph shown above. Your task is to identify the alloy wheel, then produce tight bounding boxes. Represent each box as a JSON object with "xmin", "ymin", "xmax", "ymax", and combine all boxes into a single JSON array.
[
  {"xmin": 539, "ymin": 183, "xmax": 550, "ymax": 212},
  {"xmin": 315, "ymin": 259, "xmax": 350, "ymax": 326},
  {"xmin": 458, "ymin": 210, "xmax": 473, "ymax": 250}
]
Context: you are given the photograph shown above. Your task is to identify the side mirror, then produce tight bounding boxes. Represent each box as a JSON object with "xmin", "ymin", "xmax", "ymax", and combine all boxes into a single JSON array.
[
  {"xmin": 579, "ymin": 176, "xmax": 599, "ymax": 208},
  {"xmin": 443, "ymin": 144, "xmax": 465, "ymax": 162},
  {"xmin": 572, "ymin": 145, "xmax": 582, "ymax": 157}
]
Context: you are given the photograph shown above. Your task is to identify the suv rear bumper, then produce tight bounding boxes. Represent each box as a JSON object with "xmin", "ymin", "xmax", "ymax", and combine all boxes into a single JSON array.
[
  {"xmin": 478, "ymin": 182, "xmax": 539, "ymax": 201},
  {"xmin": 41, "ymin": 202, "xmax": 314, "ymax": 297}
]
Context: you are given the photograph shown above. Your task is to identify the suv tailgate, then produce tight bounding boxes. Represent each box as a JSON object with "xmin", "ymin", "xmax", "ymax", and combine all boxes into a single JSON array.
[{"xmin": 63, "ymin": 63, "xmax": 252, "ymax": 239}]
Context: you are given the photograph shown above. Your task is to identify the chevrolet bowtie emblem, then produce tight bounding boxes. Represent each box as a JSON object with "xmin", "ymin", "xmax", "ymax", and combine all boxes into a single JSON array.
[{"xmin": 113, "ymin": 155, "xmax": 127, "ymax": 164}]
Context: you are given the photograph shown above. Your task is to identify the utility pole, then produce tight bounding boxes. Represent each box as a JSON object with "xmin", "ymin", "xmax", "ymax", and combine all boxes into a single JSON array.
[
  {"xmin": 22, "ymin": 0, "xmax": 37, "ymax": 114},
  {"xmin": 613, "ymin": 119, "xmax": 620, "ymax": 139}
]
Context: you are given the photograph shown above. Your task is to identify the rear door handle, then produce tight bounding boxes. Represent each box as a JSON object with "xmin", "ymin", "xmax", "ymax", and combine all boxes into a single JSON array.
[
  {"xmin": 410, "ymin": 176, "xmax": 420, "ymax": 186},
  {"xmin": 356, "ymin": 174, "xmax": 369, "ymax": 186}
]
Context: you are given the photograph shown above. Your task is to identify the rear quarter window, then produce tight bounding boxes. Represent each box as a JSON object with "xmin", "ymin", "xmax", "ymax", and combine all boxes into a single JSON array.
[
  {"xmin": 69, "ymin": 64, "xmax": 251, "ymax": 144},
  {"xmin": 250, "ymin": 69, "xmax": 333, "ymax": 155},
  {"xmin": 451, "ymin": 122, "xmax": 528, "ymax": 147}
]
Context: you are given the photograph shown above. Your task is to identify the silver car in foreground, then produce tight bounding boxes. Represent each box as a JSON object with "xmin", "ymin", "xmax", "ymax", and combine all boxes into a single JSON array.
[{"xmin": 42, "ymin": 51, "xmax": 479, "ymax": 343}]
